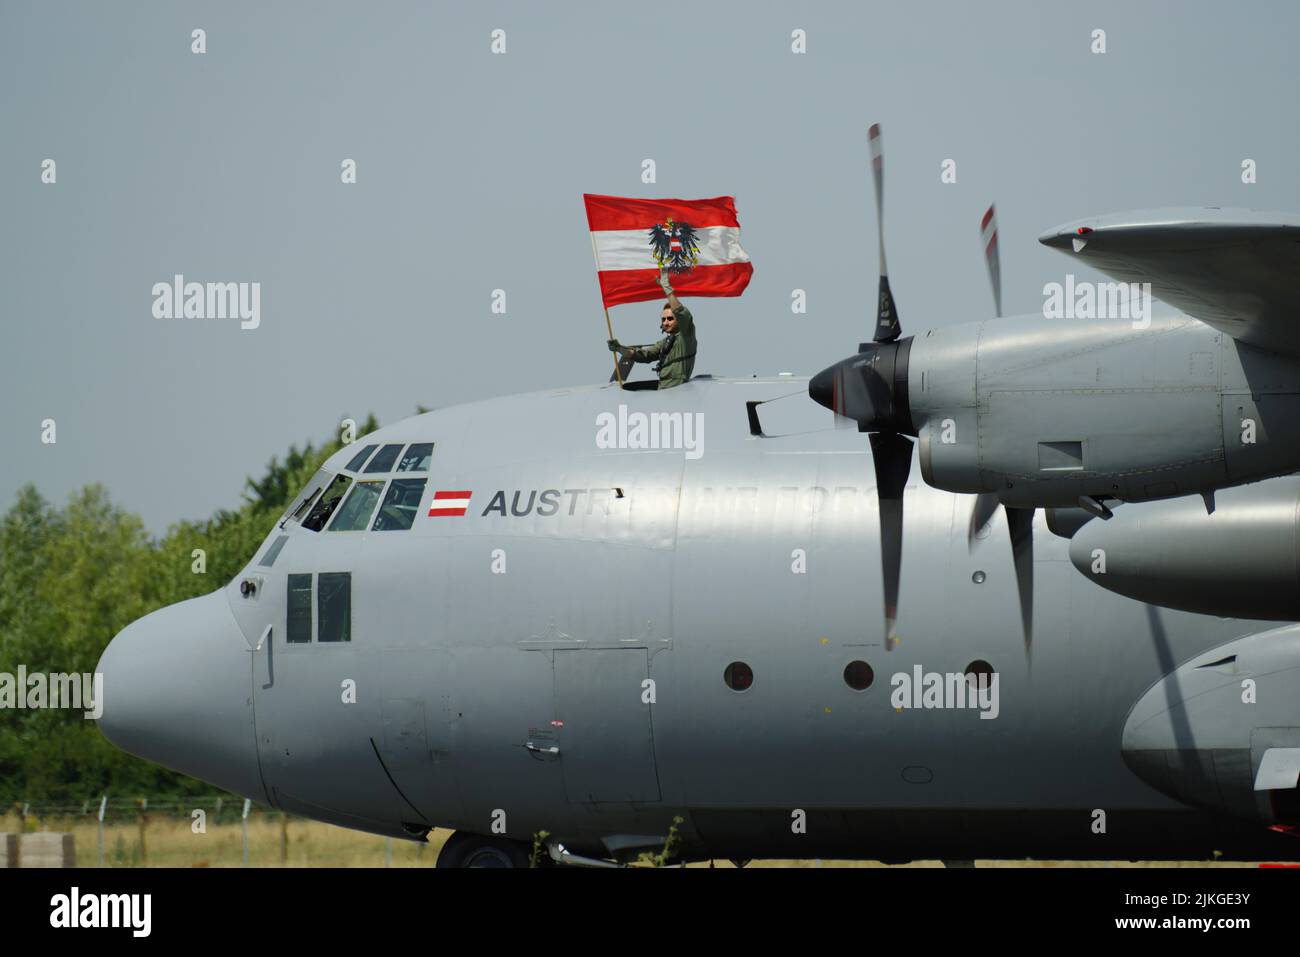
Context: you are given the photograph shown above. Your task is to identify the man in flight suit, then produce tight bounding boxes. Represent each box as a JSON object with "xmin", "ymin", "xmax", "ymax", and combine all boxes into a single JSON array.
[{"xmin": 607, "ymin": 270, "xmax": 696, "ymax": 389}]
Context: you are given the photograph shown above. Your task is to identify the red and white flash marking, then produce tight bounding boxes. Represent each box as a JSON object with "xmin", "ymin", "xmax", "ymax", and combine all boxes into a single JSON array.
[
  {"xmin": 428, "ymin": 490, "xmax": 472, "ymax": 517},
  {"xmin": 981, "ymin": 204, "xmax": 999, "ymax": 260}
]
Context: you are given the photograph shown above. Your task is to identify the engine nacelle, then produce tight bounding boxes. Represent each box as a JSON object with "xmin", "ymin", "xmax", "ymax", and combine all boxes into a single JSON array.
[
  {"xmin": 917, "ymin": 409, "xmax": 982, "ymax": 493},
  {"xmin": 907, "ymin": 312, "xmax": 1300, "ymax": 508},
  {"xmin": 1066, "ymin": 478, "xmax": 1300, "ymax": 619},
  {"xmin": 1122, "ymin": 625, "xmax": 1300, "ymax": 826}
]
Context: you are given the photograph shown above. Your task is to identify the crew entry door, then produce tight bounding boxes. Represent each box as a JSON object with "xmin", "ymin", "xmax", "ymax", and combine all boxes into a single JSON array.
[{"xmin": 554, "ymin": 648, "xmax": 661, "ymax": 803}]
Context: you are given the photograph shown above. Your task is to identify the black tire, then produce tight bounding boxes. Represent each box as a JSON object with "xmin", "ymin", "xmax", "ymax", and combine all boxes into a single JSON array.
[{"xmin": 436, "ymin": 831, "xmax": 533, "ymax": 869}]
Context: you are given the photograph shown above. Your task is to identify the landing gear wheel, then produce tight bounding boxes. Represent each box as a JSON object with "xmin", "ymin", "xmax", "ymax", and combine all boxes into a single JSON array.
[{"xmin": 436, "ymin": 831, "xmax": 533, "ymax": 868}]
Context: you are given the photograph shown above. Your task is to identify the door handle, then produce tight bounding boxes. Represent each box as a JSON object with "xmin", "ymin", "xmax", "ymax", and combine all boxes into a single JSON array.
[
  {"xmin": 525, "ymin": 742, "xmax": 559, "ymax": 755},
  {"xmin": 256, "ymin": 624, "xmax": 272, "ymax": 651}
]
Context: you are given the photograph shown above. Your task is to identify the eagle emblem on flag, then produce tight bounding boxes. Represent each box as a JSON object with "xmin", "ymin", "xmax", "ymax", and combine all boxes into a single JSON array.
[{"xmin": 648, "ymin": 218, "xmax": 700, "ymax": 274}]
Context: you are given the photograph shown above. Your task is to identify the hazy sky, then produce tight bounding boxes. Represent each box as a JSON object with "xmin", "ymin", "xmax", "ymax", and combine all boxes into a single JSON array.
[{"xmin": 3, "ymin": 0, "xmax": 1298, "ymax": 533}]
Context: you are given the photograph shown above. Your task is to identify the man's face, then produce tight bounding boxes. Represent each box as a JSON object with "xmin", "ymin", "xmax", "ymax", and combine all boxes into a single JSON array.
[{"xmin": 661, "ymin": 309, "xmax": 678, "ymax": 334}]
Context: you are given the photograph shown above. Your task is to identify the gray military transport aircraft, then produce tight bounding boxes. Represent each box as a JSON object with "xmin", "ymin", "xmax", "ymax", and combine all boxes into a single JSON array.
[{"xmin": 96, "ymin": 127, "xmax": 1300, "ymax": 866}]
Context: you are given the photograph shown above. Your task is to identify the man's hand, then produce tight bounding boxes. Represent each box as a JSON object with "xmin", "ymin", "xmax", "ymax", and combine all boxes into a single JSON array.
[
  {"xmin": 607, "ymin": 338, "xmax": 623, "ymax": 352},
  {"xmin": 657, "ymin": 269, "xmax": 683, "ymax": 310}
]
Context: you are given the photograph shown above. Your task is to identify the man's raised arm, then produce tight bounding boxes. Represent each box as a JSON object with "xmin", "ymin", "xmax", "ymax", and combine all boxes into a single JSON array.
[
  {"xmin": 658, "ymin": 269, "xmax": 683, "ymax": 313},
  {"xmin": 659, "ymin": 270, "xmax": 694, "ymax": 338}
]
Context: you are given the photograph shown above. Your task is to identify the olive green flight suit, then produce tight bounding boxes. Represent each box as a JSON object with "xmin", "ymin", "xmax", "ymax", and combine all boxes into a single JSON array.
[{"xmin": 631, "ymin": 303, "xmax": 696, "ymax": 389}]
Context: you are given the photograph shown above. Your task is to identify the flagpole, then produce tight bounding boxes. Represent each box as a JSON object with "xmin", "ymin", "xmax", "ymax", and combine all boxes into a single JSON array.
[{"xmin": 589, "ymin": 227, "xmax": 624, "ymax": 387}]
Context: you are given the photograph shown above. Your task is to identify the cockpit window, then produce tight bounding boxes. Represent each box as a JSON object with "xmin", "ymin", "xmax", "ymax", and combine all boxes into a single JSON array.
[
  {"xmin": 258, "ymin": 535, "xmax": 290, "ymax": 567},
  {"xmin": 372, "ymin": 478, "xmax": 427, "ymax": 531},
  {"xmin": 364, "ymin": 444, "xmax": 404, "ymax": 473},
  {"xmin": 302, "ymin": 474, "xmax": 352, "ymax": 532},
  {"xmin": 397, "ymin": 443, "xmax": 434, "ymax": 472},
  {"xmin": 317, "ymin": 573, "xmax": 351, "ymax": 643},
  {"xmin": 345, "ymin": 444, "xmax": 378, "ymax": 472},
  {"xmin": 287, "ymin": 574, "xmax": 313, "ymax": 643},
  {"xmin": 329, "ymin": 481, "xmax": 385, "ymax": 531},
  {"xmin": 290, "ymin": 487, "xmax": 322, "ymax": 524},
  {"xmin": 284, "ymin": 468, "xmax": 330, "ymax": 525}
]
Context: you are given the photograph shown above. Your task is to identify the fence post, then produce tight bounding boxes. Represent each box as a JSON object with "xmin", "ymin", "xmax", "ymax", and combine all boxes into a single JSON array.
[
  {"xmin": 241, "ymin": 799, "xmax": 251, "ymax": 867},
  {"xmin": 280, "ymin": 812, "xmax": 288, "ymax": 866},
  {"xmin": 385, "ymin": 836, "xmax": 393, "ymax": 868},
  {"xmin": 97, "ymin": 795, "xmax": 107, "ymax": 867},
  {"xmin": 136, "ymin": 798, "xmax": 148, "ymax": 866}
]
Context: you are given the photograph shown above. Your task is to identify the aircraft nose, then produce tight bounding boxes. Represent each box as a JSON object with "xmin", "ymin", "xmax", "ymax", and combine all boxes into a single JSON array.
[{"xmin": 96, "ymin": 590, "xmax": 266, "ymax": 802}]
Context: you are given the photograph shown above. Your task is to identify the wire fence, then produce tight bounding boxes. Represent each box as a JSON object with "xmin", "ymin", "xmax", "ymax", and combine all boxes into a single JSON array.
[
  {"xmin": 2, "ymin": 796, "xmax": 426, "ymax": 867},
  {"xmin": 7, "ymin": 795, "xmax": 255, "ymax": 823}
]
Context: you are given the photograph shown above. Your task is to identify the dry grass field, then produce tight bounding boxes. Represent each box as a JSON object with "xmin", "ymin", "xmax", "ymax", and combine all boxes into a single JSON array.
[{"xmin": 1, "ymin": 812, "xmax": 1275, "ymax": 867}]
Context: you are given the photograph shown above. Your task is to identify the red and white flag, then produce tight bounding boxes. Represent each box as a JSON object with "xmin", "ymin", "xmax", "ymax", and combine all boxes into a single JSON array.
[
  {"xmin": 584, "ymin": 194, "xmax": 753, "ymax": 308},
  {"xmin": 428, "ymin": 490, "xmax": 472, "ymax": 517}
]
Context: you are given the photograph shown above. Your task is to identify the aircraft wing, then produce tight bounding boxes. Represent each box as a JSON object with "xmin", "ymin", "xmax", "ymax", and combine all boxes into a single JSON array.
[{"xmin": 1039, "ymin": 207, "xmax": 1300, "ymax": 356}]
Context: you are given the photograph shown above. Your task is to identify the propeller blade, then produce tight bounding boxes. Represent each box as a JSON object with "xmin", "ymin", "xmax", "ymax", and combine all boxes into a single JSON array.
[
  {"xmin": 1005, "ymin": 506, "xmax": 1035, "ymax": 664},
  {"xmin": 875, "ymin": 275, "xmax": 900, "ymax": 344},
  {"xmin": 967, "ymin": 492, "xmax": 1000, "ymax": 549},
  {"xmin": 870, "ymin": 431, "xmax": 913, "ymax": 649},
  {"xmin": 869, "ymin": 123, "xmax": 901, "ymax": 343},
  {"xmin": 869, "ymin": 124, "xmax": 886, "ymax": 273},
  {"xmin": 981, "ymin": 203, "xmax": 1002, "ymax": 318}
]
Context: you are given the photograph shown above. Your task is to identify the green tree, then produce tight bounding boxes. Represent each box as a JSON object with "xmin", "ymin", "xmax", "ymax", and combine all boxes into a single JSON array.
[{"xmin": 0, "ymin": 413, "xmax": 382, "ymax": 802}]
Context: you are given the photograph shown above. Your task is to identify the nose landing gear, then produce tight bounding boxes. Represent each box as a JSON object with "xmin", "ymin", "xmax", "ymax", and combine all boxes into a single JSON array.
[{"xmin": 435, "ymin": 831, "xmax": 533, "ymax": 869}]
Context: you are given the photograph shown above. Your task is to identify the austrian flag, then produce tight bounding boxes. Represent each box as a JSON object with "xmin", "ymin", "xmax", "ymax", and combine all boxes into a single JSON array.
[
  {"xmin": 428, "ymin": 490, "xmax": 472, "ymax": 517},
  {"xmin": 584, "ymin": 193, "xmax": 753, "ymax": 308}
]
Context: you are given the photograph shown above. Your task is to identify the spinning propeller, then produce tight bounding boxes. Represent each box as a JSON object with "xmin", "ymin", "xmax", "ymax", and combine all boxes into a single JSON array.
[
  {"xmin": 969, "ymin": 203, "xmax": 1035, "ymax": 665},
  {"xmin": 808, "ymin": 134, "xmax": 1035, "ymax": 662},
  {"xmin": 808, "ymin": 124, "xmax": 914, "ymax": 650}
]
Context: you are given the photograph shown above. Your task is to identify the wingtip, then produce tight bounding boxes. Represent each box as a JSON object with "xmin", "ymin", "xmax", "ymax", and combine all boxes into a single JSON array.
[
  {"xmin": 1038, "ymin": 222, "xmax": 1095, "ymax": 249},
  {"xmin": 1037, "ymin": 228, "xmax": 1070, "ymax": 249}
]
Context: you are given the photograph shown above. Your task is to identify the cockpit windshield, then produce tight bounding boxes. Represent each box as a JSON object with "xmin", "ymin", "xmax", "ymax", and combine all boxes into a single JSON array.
[
  {"xmin": 302, "ymin": 474, "xmax": 352, "ymax": 532},
  {"xmin": 364, "ymin": 443, "xmax": 404, "ymax": 473},
  {"xmin": 282, "ymin": 468, "xmax": 332, "ymax": 527},
  {"xmin": 282, "ymin": 440, "xmax": 436, "ymax": 533}
]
